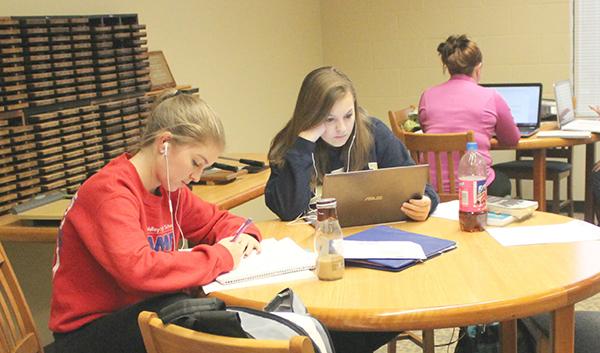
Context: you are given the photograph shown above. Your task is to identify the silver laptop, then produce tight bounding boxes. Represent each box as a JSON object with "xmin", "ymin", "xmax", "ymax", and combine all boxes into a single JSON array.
[
  {"xmin": 554, "ymin": 80, "xmax": 600, "ymax": 133},
  {"xmin": 481, "ymin": 83, "xmax": 542, "ymax": 137},
  {"xmin": 321, "ymin": 165, "xmax": 429, "ymax": 227}
]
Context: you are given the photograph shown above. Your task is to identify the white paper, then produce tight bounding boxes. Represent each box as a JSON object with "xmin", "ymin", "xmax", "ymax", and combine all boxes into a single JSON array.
[
  {"xmin": 203, "ymin": 270, "xmax": 316, "ymax": 294},
  {"xmin": 486, "ymin": 220, "xmax": 600, "ymax": 246},
  {"xmin": 431, "ymin": 200, "xmax": 460, "ymax": 221},
  {"xmin": 342, "ymin": 240, "xmax": 426, "ymax": 259}
]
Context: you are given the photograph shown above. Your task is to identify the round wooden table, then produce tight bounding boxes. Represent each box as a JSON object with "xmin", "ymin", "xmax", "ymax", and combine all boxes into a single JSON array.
[{"xmin": 211, "ymin": 214, "xmax": 600, "ymax": 353}]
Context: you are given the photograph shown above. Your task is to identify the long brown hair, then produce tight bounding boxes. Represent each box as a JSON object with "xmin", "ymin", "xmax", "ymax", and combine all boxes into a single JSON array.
[
  {"xmin": 269, "ymin": 66, "xmax": 373, "ymax": 184},
  {"xmin": 437, "ymin": 34, "xmax": 482, "ymax": 76}
]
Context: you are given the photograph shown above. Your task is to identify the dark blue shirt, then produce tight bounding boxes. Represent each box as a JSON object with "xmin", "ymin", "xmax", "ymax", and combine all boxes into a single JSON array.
[{"xmin": 265, "ymin": 117, "xmax": 439, "ymax": 221}]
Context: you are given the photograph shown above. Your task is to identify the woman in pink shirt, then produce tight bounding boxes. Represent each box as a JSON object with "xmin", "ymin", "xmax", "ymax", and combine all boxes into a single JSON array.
[{"xmin": 419, "ymin": 34, "xmax": 520, "ymax": 196}]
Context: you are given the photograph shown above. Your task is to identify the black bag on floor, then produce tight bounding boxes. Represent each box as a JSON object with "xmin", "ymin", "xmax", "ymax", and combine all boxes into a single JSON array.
[
  {"xmin": 158, "ymin": 288, "xmax": 335, "ymax": 353},
  {"xmin": 454, "ymin": 321, "xmax": 535, "ymax": 353}
]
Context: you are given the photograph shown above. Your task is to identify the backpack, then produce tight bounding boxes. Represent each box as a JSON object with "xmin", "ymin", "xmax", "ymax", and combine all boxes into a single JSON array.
[{"xmin": 158, "ymin": 288, "xmax": 335, "ymax": 353}]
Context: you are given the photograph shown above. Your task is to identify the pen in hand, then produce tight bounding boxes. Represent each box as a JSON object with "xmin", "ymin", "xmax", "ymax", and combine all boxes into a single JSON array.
[{"xmin": 230, "ymin": 218, "xmax": 253, "ymax": 242}]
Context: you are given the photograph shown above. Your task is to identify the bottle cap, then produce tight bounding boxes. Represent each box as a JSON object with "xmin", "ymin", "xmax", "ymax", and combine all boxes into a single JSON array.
[
  {"xmin": 466, "ymin": 142, "xmax": 478, "ymax": 151},
  {"xmin": 316, "ymin": 198, "xmax": 337, "ymax": 209}
]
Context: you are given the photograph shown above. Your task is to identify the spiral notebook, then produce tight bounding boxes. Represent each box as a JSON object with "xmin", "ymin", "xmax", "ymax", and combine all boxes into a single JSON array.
[{"xmin": 215, "ymin": 238, "xmax": 316, "ymax": 285}]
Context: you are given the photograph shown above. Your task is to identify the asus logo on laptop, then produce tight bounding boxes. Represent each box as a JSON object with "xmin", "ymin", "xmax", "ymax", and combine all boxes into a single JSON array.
[{"xmin": 364, "ymin": 195, "xmax": 383, "ymax": 201}]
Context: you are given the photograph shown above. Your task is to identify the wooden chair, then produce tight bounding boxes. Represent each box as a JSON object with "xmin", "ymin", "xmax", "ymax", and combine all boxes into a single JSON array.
[
  {"xmin": 138, "ymin": 311, "xmax": 315, "ymax": 353},
  {"xmin": 493, "ymin": 148, "xmax": 574, "ymax": 216},
  {"xmin": 387, "ymin": 107, "xmax": 414, "ymax": 144},
  {"xmin": 403, "ymin": 131, "xmax": 475, "ymax": 202},
  {"xmin": 0, "ymin": 241, "xmax": 44, "ymax": 353}
]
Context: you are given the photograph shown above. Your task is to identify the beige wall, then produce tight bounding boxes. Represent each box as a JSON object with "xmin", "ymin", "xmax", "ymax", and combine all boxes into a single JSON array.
[
  {"xmin": 321, "ymin": 0, "xmax": 570, "ymax": 118},
  {"xmin": 321, "ymin": 0, "xmax": 580, "ymax": 201},
  {"xmin": 1, "ymin": 0, "xmax": 323, "ymax": 154}
]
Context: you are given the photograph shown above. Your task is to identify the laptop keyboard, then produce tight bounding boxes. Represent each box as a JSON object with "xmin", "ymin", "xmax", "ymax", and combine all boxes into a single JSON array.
[{"xmin": 518, "ymin": 126, "xmax": 538, "ymax": 136}]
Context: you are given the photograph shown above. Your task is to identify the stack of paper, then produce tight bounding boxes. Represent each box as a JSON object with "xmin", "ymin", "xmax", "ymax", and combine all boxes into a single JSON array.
[{"xmin": 536, "ymin": 130, "xmax": 592, "ymax": 139}]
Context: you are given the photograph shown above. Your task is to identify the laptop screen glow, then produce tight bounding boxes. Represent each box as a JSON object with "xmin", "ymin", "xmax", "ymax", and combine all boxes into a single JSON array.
[{"xmin": 481, "ymin": 83, "xmax": 542, "ymax": 127}]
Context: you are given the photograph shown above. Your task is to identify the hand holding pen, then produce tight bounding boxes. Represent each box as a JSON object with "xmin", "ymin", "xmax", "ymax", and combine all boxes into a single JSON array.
[
  {"xmin": 230, "ymin": 218, "xmax": 253, "ymax": 242},
  {"xmin": 218, "ymin": 218, "xmax": 260, "ymax": 267}
]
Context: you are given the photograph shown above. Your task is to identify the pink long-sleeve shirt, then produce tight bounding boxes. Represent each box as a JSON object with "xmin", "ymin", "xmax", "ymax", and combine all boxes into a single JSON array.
[{"xmin": 418, "ymin": 74, "xmax": 520, "ymax": 192}]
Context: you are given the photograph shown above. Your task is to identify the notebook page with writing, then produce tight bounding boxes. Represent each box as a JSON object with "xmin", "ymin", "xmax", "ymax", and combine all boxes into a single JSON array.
[{"xmin": 215, "ymin": 238, "xmax": 316, "ymax": 285}]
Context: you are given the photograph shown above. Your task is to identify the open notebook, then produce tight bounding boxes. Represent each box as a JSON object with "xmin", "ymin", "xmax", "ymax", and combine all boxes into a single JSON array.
[{"xmin": 215, "ymin": 238, "xmax": 316, "ymax": 285}]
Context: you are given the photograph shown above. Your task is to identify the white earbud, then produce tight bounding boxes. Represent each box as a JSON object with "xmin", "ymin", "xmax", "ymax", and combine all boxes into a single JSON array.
[{"xmin": 162, "ymin": 141, "xmax": 169, "ymax": 157}]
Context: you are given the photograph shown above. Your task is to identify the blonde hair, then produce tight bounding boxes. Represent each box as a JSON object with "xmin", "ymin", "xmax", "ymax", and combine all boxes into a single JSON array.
[
  {"xmin": 269, "ymin": 66, "xmax": 373, "ymax": 184},
  {"xmin": 437, "ymin": 34, "xmax": 482, "ymax": 76},
  {"xmin": 136, "ymin": 89, "xmax": 225, "ymax": 152}
]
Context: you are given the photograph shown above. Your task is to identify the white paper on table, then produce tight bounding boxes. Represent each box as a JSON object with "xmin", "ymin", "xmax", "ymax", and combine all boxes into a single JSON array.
[
  {"xmin": 203, "ymin": 270, "xmax": 316, "ymax": 294},
  {"xmin": 431, "ymin": 200, "xmax": 460, "ymax": 221},
  {"xmin": 342, "ymin": 240, "xmax": 426, "ymax": 259},
  {"xmin": 486, "ymin": 219, "xmax": 600, "ymax": 246}
]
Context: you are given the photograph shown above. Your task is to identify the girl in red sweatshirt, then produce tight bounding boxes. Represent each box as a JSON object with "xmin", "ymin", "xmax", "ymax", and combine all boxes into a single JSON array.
[{"xmin": 49, "ymin": 90, "xmax": 261, "ymax": 353}]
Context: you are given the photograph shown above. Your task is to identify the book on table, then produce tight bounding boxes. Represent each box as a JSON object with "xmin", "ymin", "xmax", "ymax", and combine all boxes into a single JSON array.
[
  {"xmin": 343, "ymin": 225, "xmax": 457, "ymax": 272},
  {"xmin": 487, "ymin": 196, "xmax": 538, "ymax": 220},
  {"xmin": 487, "ymin": 212, "xmax": 516, "ymax": 227},
  {"xmin": 214, "ymin": 238, "xmax": 316, "ymax": 285}
]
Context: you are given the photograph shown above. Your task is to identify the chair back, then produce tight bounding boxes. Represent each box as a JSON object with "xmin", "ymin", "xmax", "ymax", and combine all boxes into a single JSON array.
[
  {"xmin": 138, "ymin": 311, "xmax": 316, "ymax": 353},
  {"xmin": 387, "ymin": 107, "xmax": 414, "ymax": 143},
  {"xmin": 0, "ymin": 243, "xmax": 43, "ymax": 353},
  {"xmin": 403, "ymin": 131, "xmax": 475, "ymax": 202}
]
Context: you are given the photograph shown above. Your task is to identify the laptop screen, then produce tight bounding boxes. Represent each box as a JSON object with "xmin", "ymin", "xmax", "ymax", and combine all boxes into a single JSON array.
[
  {"xmin": 553, "ymin": 80, "xmax": 576, "ymax": 127},
  {"xmin": 481, "ymin": 83, "xmax": 542, "ymax": 127}
]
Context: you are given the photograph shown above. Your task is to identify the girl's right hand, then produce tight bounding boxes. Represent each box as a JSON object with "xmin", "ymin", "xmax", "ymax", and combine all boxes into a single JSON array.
[
  {"xmin": 218, "ymin": 239, "xmax": 245, "ymax": 268},
  {"xmin": 299, "ymin": 123, "xmax": 326, "ymax": 142}
]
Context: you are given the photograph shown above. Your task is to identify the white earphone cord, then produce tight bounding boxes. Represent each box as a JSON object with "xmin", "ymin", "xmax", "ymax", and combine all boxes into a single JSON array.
[{"xmin": 164, "ymin": 145, "xmax": 187, "ymax": 250}]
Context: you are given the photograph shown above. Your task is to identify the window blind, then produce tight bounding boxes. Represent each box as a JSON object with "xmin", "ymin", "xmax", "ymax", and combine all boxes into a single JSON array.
[{"xmin": 574, "ymin": 0, "xmax": 600, "ymax": 115}]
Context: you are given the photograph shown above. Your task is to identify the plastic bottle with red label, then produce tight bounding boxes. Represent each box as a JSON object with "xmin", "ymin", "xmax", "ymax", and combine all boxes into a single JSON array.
[{"xmin": 458, "ymin": 142, "xmax": 487, "ymax": 232}]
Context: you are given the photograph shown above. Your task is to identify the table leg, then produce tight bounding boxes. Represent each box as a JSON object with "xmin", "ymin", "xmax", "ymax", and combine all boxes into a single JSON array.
[
  {"xmin": 584, "ymin": 143, "xmax": 596, "ymax": 222},
  {"xmin": 500, "ymin": 319, "xmax": 517, "ymax": 353},
  {"xmin": 551, "ymin": 305, "xmax": 574, "ymax": 353},
  {"xmin": 533, "ymin": 149, "xmax": 547, "ymax": 212},
  {"xmin": 422, "ymin": 329, "xmax": 434, "ymax": 353}
]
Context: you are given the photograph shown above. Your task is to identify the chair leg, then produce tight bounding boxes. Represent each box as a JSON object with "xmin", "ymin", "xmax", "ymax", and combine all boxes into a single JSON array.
[
  {"xmin": 552, "ymin": 176, "xmax": 560, "ymax": 214},
  {"xmin": 387, "ymin": 339, "xmax": 397, "ymax": 353},
  {"xmin": 567, "ymin": 173, "xmax": 574, "ymax": 217}
]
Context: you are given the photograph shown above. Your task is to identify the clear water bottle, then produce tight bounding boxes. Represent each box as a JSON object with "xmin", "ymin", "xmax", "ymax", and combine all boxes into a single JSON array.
[
  {"xmin": 458, "ymin": 142, "xmax": 487, "ymax": 232},
  {"xmin": 314, "ymin": 198, "xmax": 344, "ymax": 280}
]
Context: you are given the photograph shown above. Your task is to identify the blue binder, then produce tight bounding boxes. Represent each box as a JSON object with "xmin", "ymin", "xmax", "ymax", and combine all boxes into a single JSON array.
[{"xmin": 344, "ymin": 225, "xmax": 457, "ymax": 272}]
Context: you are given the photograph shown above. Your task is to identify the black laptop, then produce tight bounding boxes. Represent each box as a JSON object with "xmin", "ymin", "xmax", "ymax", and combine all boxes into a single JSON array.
[{"xmin": 481, "ymin": 83, "xmax": 543, "ymax": 138}]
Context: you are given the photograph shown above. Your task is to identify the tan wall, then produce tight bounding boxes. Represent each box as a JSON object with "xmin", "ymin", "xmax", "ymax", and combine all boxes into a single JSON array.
[
  {"xmin": 1, "ymin": 0, "xmax": 323, "ymax": 154},
  {"xmin": 321, "ymin": 0, "xmax": 579, "ymax": 201}
]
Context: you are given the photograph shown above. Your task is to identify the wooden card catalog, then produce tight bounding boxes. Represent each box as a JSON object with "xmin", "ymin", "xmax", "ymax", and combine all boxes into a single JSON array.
[{"xmin": 148, "ymin": 51, "xmax": 176, "ymax": 90}]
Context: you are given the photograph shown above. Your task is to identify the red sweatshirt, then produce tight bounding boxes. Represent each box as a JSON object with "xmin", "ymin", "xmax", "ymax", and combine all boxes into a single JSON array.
[{"xmin": 49, "ymin": 154, "xmax": 261, "ymax": 333}]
